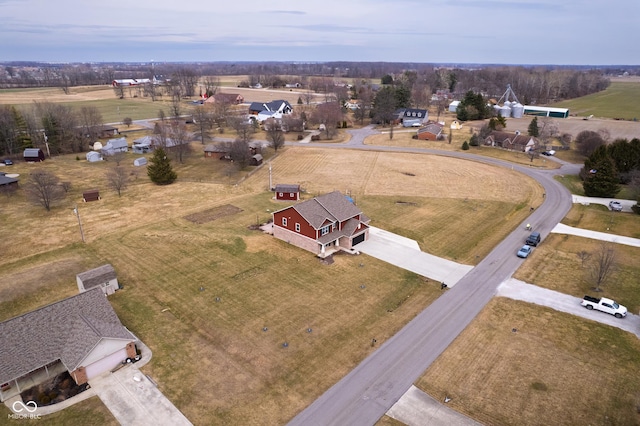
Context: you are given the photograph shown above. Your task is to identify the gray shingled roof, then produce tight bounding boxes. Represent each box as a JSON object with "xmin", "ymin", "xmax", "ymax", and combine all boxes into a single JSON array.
[
  {"xmin": 293, "ymin": 191, "xmax": 363, "ymax": 229},
  {"xmin": 0, "ymin": 287, "xmax": 135, "ymax": 385},
  {"xmin": 274, "ymin": 184, "xmax": 300, "ymax": 193},
  {"xmin": 76, "ymin": 264, "xmax": 117, "ymax": 289}
]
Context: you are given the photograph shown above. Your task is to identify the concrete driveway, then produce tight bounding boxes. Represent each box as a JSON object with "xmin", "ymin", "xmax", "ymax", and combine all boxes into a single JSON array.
[
  {"xmin": 497, "ymin": 278, "xmax": 640, "ymax": 338},
  {"xmin": 572, "ymin": 195, "xmax": 636, "ymax": 212},
  {"xmin": 90, "ymin": 365, "xmax": 192, "ymax": 426},
  {"xmin": 552, "ymin": 223, "xmax": 640, "ymax": 248},
  {"xmin": 356, "ymin": 227, "xmax": 473, "ymax": 287}
]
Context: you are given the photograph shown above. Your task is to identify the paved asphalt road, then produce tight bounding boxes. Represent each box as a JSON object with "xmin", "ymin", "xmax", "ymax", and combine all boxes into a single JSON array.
[{"xmin": 288, "ymin": 130, "xmax": 580, "ymax": 425}]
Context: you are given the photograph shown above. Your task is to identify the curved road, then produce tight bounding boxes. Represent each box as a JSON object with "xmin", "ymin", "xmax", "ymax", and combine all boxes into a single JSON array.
[{"xmin": 287, "ymin": 129, "xmax": 580, "ymax": 425}]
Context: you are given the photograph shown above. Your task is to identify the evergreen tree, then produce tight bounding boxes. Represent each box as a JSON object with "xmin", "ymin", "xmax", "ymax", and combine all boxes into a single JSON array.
[
  {"xmin": 147, "ymin": 147, "xmax": 177, "ymax": 185},
  {"xmin": 10, "ymin": 106, "xmax": 32, "ymax": 150},
  {"xmin": 583, "ymin": 156, "xmax": 620, "ymax": 197},
  {"xmin": 456, "ymin": 90, "xmax": 490, "ymax": 121},
  {"xmin": 461, "ymin": 141, "xmax": 470, "ymax": 150},
  {"xmin": 527, "ymin": 117, "xmax": 539, "ymax": 137}
]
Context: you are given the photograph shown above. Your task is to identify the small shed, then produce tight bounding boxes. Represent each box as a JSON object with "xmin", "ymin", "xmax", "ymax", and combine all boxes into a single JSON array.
[
  {"xmin": 133, "ymin": 157, "xmax": 147, "ymax": 167},
  {"xmin": 204, "ymin": 144, "xmax": 228, "ymax": 159},
  {"xmin": 274, "ymin": 184, "xmax": 300, "ymax": 201},
  {"xmin": 76, "ymin": 264, "xmax": 119, "ymax": 295},
  {"xmin": 250, "ymin": 154, "xmax": 263, "ymax": 166},
  {"xmin": 86, "ymin": 151, "xmax": 103, "ymax": 162},
  {"xmin": 83, "ymin": 189, "xmax": 100, "ymax": 202},
  {"xmin": 23, "ymin": 148, "xmax": 45, "ymax": 162},
  {"xmin": 450, "ymin": 120, "xmax": 462, "ymax": 130}
]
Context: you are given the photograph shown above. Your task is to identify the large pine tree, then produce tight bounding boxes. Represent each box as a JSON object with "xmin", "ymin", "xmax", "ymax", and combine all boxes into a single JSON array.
[
  {"xmin": 583, "ymin": 155, "xmax": 620, "ymax": 197},
  {"xmin": 147, "ymin": 147, "xmax": 177, "ymax": 185}
]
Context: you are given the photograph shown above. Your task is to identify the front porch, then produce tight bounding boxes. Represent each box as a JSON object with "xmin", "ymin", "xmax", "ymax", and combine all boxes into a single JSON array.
[{"xmin": 1, "ymin": 361, "xmax": 67, "ymax": 402}]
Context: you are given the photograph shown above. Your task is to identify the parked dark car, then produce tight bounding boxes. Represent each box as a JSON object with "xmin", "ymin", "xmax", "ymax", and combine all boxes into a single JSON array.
[
  {"xmin": 525, "ymin": 232, "xmax": 541, "ymax": 246},
  {"xmin": 3, "ymin": 159, "xmax": 13, "ymax": 165}
]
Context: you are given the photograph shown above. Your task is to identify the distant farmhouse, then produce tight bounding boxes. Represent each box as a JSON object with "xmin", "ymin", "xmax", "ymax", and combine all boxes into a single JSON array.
[
  {"xmin": 484, "ymin": 131, "xmax": 538, "ymax": 152},
  {"xmin": 249, "ymin": 100, "xmax": 293, "ymax": 123}
]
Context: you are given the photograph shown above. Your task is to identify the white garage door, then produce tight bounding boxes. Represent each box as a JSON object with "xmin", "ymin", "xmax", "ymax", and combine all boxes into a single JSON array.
[{"xmin": 85, "ymin": 348, "xmax": 128, "ymax": 379}]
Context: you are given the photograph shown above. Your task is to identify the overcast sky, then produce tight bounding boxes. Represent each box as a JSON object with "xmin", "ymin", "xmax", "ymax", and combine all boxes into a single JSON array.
[{"xmin": 1, "ymin": 0, "xmax": 638, "ymax": 65}]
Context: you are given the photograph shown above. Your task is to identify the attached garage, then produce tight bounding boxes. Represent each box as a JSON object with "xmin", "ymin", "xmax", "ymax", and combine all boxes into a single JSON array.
[
  {"xmin": 352, "ymin": 233, "xmax": 366, "ymax": 246},
  {"xmin": 84, "ymin": 347, "xmax": 128, "ymax": 379}
]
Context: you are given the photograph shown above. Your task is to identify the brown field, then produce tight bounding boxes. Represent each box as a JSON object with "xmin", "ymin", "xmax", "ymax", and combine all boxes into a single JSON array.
[
  {"xmin": 0, "ymin": 79, "xmax": 324, "ymax": 109},
  {"xmin": 416, "ymin": 298, "xmax": 640, "ymax": 426},
  {"xmin": 0, "ymin": 144, "xmax": 542, "ymax": 424}
]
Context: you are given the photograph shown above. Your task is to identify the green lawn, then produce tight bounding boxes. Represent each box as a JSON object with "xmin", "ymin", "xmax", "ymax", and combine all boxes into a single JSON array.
[{"xmin": 555, "ymin": 81, "xmax": 640, "ymax": 120}]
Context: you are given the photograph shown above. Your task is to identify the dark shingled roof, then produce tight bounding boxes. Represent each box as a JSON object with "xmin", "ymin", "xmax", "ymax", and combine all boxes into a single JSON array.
[
  {"xmin": 0, "ymin": 287, "xmax": 135, "ymax": 385},
  {"xmin": 77, "ymin": 264, "xmax": 117, "ymax": 289},
  {"xmin": 274, "ymin": 184, "xmax": 300, "ymax": 193},
  {"xmin": 293, "ymin": 191, "xmax": 364, "ymax": 229}
]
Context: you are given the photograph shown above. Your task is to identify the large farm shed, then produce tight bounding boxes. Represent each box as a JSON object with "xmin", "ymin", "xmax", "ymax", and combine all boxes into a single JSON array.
[{"xmin": 523, "ymin": 105, "xmax": 570, "ymax": 118}]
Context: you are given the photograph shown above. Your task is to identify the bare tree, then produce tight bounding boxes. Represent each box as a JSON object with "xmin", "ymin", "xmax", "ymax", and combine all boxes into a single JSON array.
[
  {"xmin": 106, "ymin": 166, "xmax": 129, "ymax": 197},
  {"xmin": 302, "ymin": 90, "xmax": 315, "ymax": 105},
  {"xmin": 577, "ymin": 250, "xmax": 591, "ymax": 268},
  {"xmin": 229, "ymin": 138, "xmax": 252, "ymax": 169},
  {"xmin": 265, "ymin": 118, "xmax": 285, "ymax": 152},
  {"xmin": 589, "ymin": 242, "xmax": 616, "ymax": 292},
  {"xmin": 168, "ymin": 119, "xmax": 192, "ymax": 163},
  {"xmin": 228, "ymin": 115, "xmax": 255, "ymax": 144},
  {"xmin": 411, "ymin": 81, "xmax": 431, "ymax": 109},
  {"xmin": 312, "ymin": 102, "xmax": 343, "ymax": 139},
  {"xmin": 24, "ymin": 169, "xmax": 65, "ymax": 211},
  {"xmin": 79, "ymin": 106, "xmax": 104, "ymax": 146},
  {"xmin": 122, "ymin": 117, "xmax": 133, "ymax": 128},
  {"xmin": 113, "ymin": 84, "xmax": 125, "ymax": 99},
  {"xmin": 202, "ymin": 76, "xmax": 220, "ymax": 97},
  {"xmin": 107, "ymin": 150, "xmax": 127, "ymax": 166},
  {"xmin": 191, "ymin": 104, "xmax": 214, "ymax": 144}
]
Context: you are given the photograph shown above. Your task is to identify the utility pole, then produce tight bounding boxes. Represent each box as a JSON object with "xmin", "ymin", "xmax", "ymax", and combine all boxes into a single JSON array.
[{"xmin": 73, "ymin": 204, "xmax": 85, "ymax": 243}]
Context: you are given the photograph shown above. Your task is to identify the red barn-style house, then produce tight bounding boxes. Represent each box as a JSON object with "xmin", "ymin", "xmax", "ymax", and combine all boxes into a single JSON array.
[
  {"xmin": 272, "ymin": 191, "xmax": 370, "ymax": 257},
  {"xmin": 274, "ymin": 184, "xmax": 300, "ymax": 201}
]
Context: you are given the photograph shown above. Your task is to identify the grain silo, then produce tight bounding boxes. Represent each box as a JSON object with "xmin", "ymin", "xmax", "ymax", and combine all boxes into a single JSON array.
[{"xmin": 511, "ymin": 102, "xmax": 524, "ymax": 118}]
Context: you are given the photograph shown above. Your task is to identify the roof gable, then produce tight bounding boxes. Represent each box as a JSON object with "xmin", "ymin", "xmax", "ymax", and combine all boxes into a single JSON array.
[{"xmin": 292, "ymin": 191, "xmax": 362, "ymax": 229}]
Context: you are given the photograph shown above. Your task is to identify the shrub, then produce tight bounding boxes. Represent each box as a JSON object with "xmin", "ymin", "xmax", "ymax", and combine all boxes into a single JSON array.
[{"xmin": 462, "ymin": 141, "xmax": 470, "ymax": 150}]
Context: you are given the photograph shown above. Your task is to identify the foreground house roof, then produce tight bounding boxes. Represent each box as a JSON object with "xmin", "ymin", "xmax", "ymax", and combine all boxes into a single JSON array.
[{"xmin": 0, "ymin": 287, "xmax": 135, "ymax": 385}]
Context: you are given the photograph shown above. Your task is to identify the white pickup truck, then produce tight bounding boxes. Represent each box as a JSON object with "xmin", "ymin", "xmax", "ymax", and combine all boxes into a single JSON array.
[{"xmin": 581, "ymin": 295, "xmax": 627, "ymax": 318}]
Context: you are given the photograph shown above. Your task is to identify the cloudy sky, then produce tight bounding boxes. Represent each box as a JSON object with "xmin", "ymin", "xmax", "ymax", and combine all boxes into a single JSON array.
[{"xmin": 1, "ymin": 0, "xmax": 638, "ymax": 65}]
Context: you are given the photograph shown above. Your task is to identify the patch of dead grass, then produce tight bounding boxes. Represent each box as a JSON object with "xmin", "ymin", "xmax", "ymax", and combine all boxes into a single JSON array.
[{"xmin": 417, "ymin": 298, "xmax": 640, "ymax": 426}]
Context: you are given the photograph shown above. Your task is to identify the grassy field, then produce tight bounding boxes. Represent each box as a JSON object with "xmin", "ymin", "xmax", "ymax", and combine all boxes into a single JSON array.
[
  {"xmin": 415, "ymin": 298, "xmax": 640, "ymax": 426},
  {"xmin": 556, "ymin": 173, "xmax": 638, "ymax": 200},
  {"xmin": 0, "ymin": 396, "xmax": 118, "ymax": 426},
  {"xmin": 555, "ymin": 81, "xmax": 640, "ymax": 120},
  {"xmin": 0, "ymin": 145, "xmax": 540, "ymax": 424}
]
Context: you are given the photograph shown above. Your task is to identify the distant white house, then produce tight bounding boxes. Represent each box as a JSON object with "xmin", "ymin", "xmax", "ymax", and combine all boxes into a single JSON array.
[
  {"xmin": 448, "ymin": 101, "xmax": 460, "ymax": 113},
  {"xmin": 76, "ymin": 264, "xmax": 120, "ymax": 296},
  {"xmin": 102, "ymin": 137, "xmax": 128, "ymax": 156}
]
